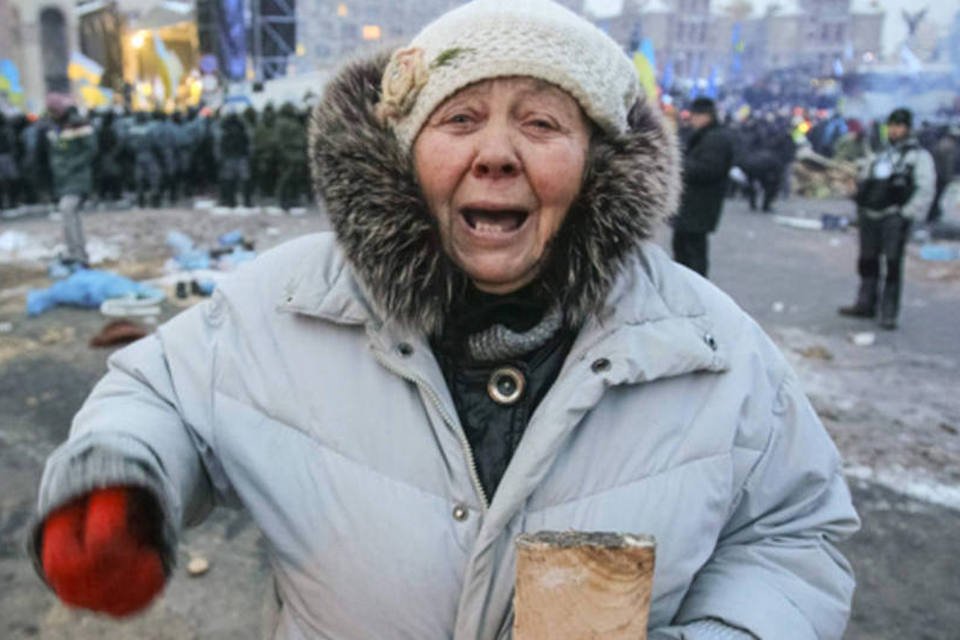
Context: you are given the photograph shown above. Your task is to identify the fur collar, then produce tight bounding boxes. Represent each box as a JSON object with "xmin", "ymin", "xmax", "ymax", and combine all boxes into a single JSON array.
[{"xmin": 309, "ymin": 52, "xmax": 681, "ymax": 337}]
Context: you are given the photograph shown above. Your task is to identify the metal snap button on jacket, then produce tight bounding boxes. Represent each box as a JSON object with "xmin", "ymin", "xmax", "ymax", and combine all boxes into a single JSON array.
[
  {"xmin": 452, "ymin": 504, "xmax": 469, "ymax": 521},
  {"xmin": 591, "ymin": 357, "xmax": 611, "ymax": 373},
  {"xmin": 703, "ymin": 333, "xmax": 718, "ymax": 351},
  {"xmin": 487, "ymin": 366, "xmax": 525, "ymax": 405}
]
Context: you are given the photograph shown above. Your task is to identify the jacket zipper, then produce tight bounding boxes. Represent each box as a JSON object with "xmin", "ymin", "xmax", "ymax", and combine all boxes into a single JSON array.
[{"xmin": 372, "ymin": 349, "xmax": 490, "ymax": 509}]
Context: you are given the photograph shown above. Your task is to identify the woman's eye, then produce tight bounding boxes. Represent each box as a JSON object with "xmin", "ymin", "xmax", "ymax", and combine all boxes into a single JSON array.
[
  {"xmin": 448, "ymin": 113, "xmax": 472, "ymax": 124},
  {"xmin": 529, "ymin": 119, "xmax": 556, "ymax": 130}
]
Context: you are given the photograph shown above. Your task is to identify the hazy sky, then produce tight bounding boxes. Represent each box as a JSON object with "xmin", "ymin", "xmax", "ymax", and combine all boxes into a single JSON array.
[
  {"xmin": 749, "ymin": 0, "xmax": 958, "ymax": 57},
  {"xmin": 586, "ymin": 0, "xmax": 960, "ymax": 57}
]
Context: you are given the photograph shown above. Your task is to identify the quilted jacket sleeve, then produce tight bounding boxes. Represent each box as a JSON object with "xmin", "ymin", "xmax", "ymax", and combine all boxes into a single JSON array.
[
  {"xmin": 670, "ymin": 370, "xmax": 860, "ymax": 639},
  {"xmin": 29, "ymin": 295, "xmax": 233, "ymax": 575}
]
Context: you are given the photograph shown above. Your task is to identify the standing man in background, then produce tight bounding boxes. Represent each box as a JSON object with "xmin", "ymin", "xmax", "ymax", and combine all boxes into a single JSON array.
[
  {"xmin": 671, "ymin": 97, "xmax": 734, "ymax": 277},
  {"xmin": 46, "ymin": 94, "xmax": 97, "ymax": 267},
  {"xmin": 840, "ymin": 107, "xmax": 935, "ymax": 330}
]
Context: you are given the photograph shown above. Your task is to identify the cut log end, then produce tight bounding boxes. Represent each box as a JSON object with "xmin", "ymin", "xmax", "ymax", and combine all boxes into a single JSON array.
[
  {"xmin": 514, "ymin": 531, "xmax": 657, "ymax": 640},
  {"xmin": 516, "ymin": 530, "xmax": 656, "ymax": 550}
]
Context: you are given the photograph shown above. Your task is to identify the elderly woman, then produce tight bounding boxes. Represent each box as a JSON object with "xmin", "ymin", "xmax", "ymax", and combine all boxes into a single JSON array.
[{"xmin": 31, "ymin": 1, "xmax": 858, "ymax": 638}]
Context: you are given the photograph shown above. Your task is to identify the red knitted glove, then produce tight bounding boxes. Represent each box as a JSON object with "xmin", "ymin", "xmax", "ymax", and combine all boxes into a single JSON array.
[{"xmin": 41, "ymin": 486, "xmax": 166, "ymax": 617}]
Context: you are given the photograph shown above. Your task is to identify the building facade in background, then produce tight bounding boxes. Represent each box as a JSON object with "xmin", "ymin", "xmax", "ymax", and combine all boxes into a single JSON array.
[
  {"xmin": 295, "ymin": 0, "xmax": 464, "ymax": 71},
  {"xmin": 1, "ymin": 0, "xmax": 77, "ymax": 112},
  {"xmin": 587, "ymin": 0, "xmax": 886, "ymax": 82},
  {"xmin": 0, "ymin": 0, "xmax": 915, "ymax": 114}
]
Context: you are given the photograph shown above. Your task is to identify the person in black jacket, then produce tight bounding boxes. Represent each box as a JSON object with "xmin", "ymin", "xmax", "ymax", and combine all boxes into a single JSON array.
[
  {"xmin": 672, "ymin": 97, "xmax": 735, "ymax": 277},
  {"xmin": 0, "ymin": 111, "xmax": 20, "ymax": 210}
]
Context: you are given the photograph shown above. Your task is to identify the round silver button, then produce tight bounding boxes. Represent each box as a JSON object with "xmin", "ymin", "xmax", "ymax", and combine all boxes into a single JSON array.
[
  {"xmin": 452, "ymin": 504, "xmax": 469, "ymax": 521},
  {"xmin": 487, "ymin": 366, "xmax": 525, "ymax": 405},
  {"xmin": 591, "ymin": 358, "xmax": 611, "ymax": 373}
]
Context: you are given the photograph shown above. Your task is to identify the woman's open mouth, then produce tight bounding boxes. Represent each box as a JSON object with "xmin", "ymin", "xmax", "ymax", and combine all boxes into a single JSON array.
[{"xmin": 460, "ymin": 207, "xmax": 530, "ymax": 235}]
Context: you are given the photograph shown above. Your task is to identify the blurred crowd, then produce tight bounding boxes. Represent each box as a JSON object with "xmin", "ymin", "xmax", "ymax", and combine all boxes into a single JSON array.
[
  {"xmin": 0, "ymin": 97, "xmax": 312, "ymax": 213},
  {"xmin": 671, "ymin": 104, "xmax": 959, "ymax": 224},
  {"xmin": 3, "ymin": 92, "xmax": 957, "ymax": 229}
]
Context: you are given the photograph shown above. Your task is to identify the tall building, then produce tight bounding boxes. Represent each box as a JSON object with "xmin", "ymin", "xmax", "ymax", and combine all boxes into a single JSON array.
[
  {"xmin": 849, "ymin": 0, "xmax": 884, "ymax": 66},
  {"xmin": 296, "ymin": 0, "xmax": 587, "ymax": 72},
  {"xmin": 295, "ymin": 0, "xmax": 466, "ymax": 71},
  {"xmin": 593, "ymin": 0, "xmax": 884, "ymax": 81},
  {"xmin": 1, "ymin": 0, "xmax": 77, "ymax": 112},
  {"xmin": 586, "ymin": 0, "xmax": 711, "ymax": 80}
]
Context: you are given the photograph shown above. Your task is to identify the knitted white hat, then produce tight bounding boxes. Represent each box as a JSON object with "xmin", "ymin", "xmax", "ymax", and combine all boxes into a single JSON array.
[{"xmin": 378, "ymin": 0, "xmax": 641, "ymax": 153}]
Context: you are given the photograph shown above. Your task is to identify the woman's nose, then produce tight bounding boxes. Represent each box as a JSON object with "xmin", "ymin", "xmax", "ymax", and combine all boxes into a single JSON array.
[{"xmin": 471, "ymin": 127, "xmax": 521, "ymax": 179}]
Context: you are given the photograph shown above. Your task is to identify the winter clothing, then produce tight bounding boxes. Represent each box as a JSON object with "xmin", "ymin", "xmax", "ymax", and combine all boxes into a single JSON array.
[
  {"xmin": 18, "ymin": 119, "xmax": 51, "ymax": 204},
  {"xmin": 58, "ymin": 194, "xmax": 89, "ymax": 264},
  {"xmin": 215, "ymin": 113, "xmax": 252, "ymax": 207},
  {"xmin": 857, "ymin": 135, "xmax": 935, "ymax": 222},
  {"xmin": 253, "ymin": 104, "xmax": 280, "ymax": 198},
  {"xmin": 928, "ymin": 134, "xmax": 956, "ymax": 223},
  {"xmin": 47, "ymin": 119, "xmax": 96, "ymax": 199},
  {"xmin": 41, "ymin": 486, "xmax": 166, "ymax": 617},
  {"xmin": 47, "ymin": 114, "xmax": 97, "ymax": 263},
  {"xmin": 31, "ymin": 47, "xmax": 858, "ymax": 640},
  {"xmin": 31, "ymin": 232, "xmax": 858, "ymax": 639},
  {"xmin": 671, "ymin": 230, "xmax": 709, "ymax": 276},
  {"xmin": 382, "ymin": 0, "xmax": 640, "ymax": 152},
  {"xmin": 843, "ymin": 133, "xmax": 936, "ymax": 327},
  {"xmin": 433, "ymin": 286, "xmax": 574, "ymax": 499},
  {"xmin": 125, "ymin": 116, "xmax": 163, "ymax": 208},
  {"xmin": 739, "ymin": 148, "xmax": 782, "ymax": 213},
  {"xmin": 151, "ymin": 114, "xmax": 180, "ymax": 204},
  {"xmin": 274, "ymin": 105, "xmax": 308, "ymax": 210},
  {"xmin": 95, "ymin": 112, "xmax": 124, "ymax": 201},
  {"xmin": 0, "ymin": 115, "xmax": 18, "ymax": 209},
  {"xmin": 672, "ymin": 120, "xmax": 735, "ymax": 276}
]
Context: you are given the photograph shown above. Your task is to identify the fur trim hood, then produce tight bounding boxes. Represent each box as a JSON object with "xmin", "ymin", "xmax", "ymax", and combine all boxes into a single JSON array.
[{"xmin": 309, "ymin": 52, "xmax": 681, "ymax": 336}]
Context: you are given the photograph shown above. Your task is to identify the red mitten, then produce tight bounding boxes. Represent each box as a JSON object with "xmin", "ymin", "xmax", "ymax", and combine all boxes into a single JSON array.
[{"xmin": 41, "ymin": 486, "xmax": 167, "ymax": 617}]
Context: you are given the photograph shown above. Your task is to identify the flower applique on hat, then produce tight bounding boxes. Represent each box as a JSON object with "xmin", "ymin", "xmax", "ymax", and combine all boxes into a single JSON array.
[
  {"xmin": 376, "ymin": 47, "xmax": 430, "ymax": 124},
  {"xmin": 377, "ymin": 47, "xmax": 477, "ymax": 125}
]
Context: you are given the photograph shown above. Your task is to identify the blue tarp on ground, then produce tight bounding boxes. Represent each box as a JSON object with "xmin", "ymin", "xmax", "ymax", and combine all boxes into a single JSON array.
[{"xmin": 26, "ymin": 269, "xmax": 164, "ymax": 317}]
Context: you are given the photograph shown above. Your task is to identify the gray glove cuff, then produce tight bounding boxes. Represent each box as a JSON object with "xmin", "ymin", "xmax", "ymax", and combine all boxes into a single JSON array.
[{"xmin": 27, "ymin": 443, "xmax": 179, "ymax": 584}]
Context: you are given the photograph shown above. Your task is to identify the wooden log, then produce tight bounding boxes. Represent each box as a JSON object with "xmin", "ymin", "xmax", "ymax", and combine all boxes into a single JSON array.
[{"xmin": 513, "ymin": 531, "xmax": 656, "ymax": 640}]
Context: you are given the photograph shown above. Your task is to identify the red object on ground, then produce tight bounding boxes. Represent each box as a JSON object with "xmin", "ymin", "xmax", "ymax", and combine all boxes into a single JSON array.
[
  {"xmin": 89, "ymin": 320, "xmax": 150, "ymax": 348},
  {"xmin": 41, "ymin": 487, "xmax": 166, "ymax": 617}
]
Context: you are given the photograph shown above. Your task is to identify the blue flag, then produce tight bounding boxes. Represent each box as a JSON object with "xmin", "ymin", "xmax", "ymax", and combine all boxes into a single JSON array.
[
  {"xmin": 661, "ymin": 59, "xmax": 674, "ymax": 92},
  {"xmin": 706, "ymin": 66, "xmax": 718, "ymax": 100},
  {"xmin": 219, "ymin": 0, "xmax": 247, "ymax": 81}
]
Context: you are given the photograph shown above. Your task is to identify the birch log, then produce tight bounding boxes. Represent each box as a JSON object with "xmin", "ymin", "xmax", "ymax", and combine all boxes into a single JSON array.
[{"xmin": 514, "ymin": 531, "xmax": 656, "ymax": 640}]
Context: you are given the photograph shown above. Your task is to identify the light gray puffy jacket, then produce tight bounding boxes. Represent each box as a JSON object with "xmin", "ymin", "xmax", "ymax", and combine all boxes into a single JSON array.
[{"xmin": 33, "ymin": 233, "xmax": 858, "ymax": 639}]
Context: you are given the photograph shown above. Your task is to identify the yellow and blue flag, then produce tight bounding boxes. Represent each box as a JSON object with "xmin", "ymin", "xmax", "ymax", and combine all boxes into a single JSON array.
[{"xmin": 632, "ymin": 38, "xmax": 658, "ymax": 104}]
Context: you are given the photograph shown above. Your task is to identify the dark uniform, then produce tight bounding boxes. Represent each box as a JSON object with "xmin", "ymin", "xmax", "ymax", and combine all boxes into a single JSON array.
[
  {"xmin": 274, "ymin": 103, "xmax": 308, "ymax": 210},
  {"xmin": 126, "ymin": 112, "xmax": 163, "ymax": 208},
  {"xmin": 216, "ymin": 112, "xmax": 252, "ymax": 207},
  {"xmin": 253, "ymin": 104, "xmax": 279, "ymax": 199},
  {"xmin": 0, "ymin": 112, "xmax": 19, "ymax": 209},
  {"xmin": 96, "ymin": 111, "xmax": 125, "ymax": 202}
]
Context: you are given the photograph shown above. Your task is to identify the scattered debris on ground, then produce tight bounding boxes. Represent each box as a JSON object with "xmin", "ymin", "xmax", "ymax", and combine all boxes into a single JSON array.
[
  {"xmin": 186, "ymin": 555, "xmax": 211, "ymax": 577},
  {"xmin": 792, "ymin": 148, "xmax": 858, "ymax": 199}
]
